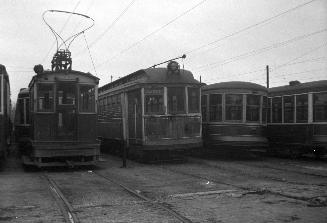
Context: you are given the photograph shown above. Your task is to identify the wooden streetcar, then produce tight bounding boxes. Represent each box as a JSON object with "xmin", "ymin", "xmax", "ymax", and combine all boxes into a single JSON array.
[
  {"xmin": 0, "ymin": 64, "xmax": 11, "ymax": 160},
  {"xmin": 98, "ymin": 60, "xmax": 202, "ymax": 161},
  {"xmin": 267, "ymin": 80, "xmax": 327, "ymax": 158},
  {"xmin": 201, "ymin": 81, "xmax": 268, "ymax": 150}
]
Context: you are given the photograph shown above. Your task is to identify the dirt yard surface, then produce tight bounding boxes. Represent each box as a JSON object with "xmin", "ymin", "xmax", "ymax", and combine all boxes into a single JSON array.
[{"xmin": 0, "ymin": 149, "xmax": 326, "ymax": 223}]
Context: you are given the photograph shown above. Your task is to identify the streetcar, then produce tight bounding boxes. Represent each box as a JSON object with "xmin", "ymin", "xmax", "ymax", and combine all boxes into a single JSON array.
[
  {"xmin": 17, "ymin": 10, "xmax": 100, "ymax": 167},
  {"xmin": 201, "ymin": 81, "xmax": 268, "ymax": 150},
  {"xmin": 18, "ymin": 61, "xmax": 100, "ymax": 167},
  {"xmin": 267, "ymin": 80, "xmax": 327, "ymax": 158},
  {"xmin": 98, "ymin": 60, "xmax": 202, "ymax": 161},
  {"xmin": 14, "ymin": 88, "xmax": 30, "ymax": 153},
  {"xmin": 0, "ymin": 64, "xmax": 11, "ymax": 160}
]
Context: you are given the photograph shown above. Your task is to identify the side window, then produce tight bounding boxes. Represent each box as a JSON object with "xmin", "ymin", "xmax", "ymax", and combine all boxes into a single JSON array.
[
  {"xmin": 0, "ymin": 75, "xmax": 2, "ymax": 113},
  {"xmin": 262, "ymin": 96, "xmax": 268, "ymax": 124},
  {"xmin": 37, "ymin": 84, "xmax": 54, "ymax": 112},
  {"xmin": 296, "ymin": 94, "xmax": 308, "ymax": 123},
  {"xmin": 246, "ymin": 94, "xmax": 260, "ymax": 122},
  {"xmin": 79, "ymin": 85, "xmax": 95, "ymax": 113},
  {"xmin": 201, "ymin": 95, "xmax": 207, "ymax": 122},
  {"xmin": 167, "ymin": 87, "xmax": 185, "ymax": 114},
  {"xmin": 26, "ymin": 98, "xmax": 30, "ymax": 124},
  {"xmin": 209, "ymin": 94, "xmax": 222, "ymax": 121},
  {"xmin": 225, "ymin": 94, "xmax": 242, "ymax": 121},
  {"xmin": 272, "ymin": 97, "xmax": 282, "ymax": 123},
  {"xmin": 267, "ymin": 98, "xmax": 272, "ymax": 123},
  {"xmin": 313, "ymin": 92, "xmax": 327, "ymax": 122},
  {"xmin": 188, "ymin": 87, "xmax": 200, "ymax": 113},
  {"xmin": 283, "ymin": 95, "xmax": 294, "ymax": 123},
  {"xmin": 18, "ymin": 98, "xmax": 24, "ymax": 124}
]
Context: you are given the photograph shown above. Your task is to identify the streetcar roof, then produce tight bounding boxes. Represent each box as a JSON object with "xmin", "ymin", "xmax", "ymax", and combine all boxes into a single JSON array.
[
  {"xmin": 268, "ymin": 80, "xmax": 327, "ymax": 96},
  {"xmin": 99, "ymin": 67, "xmax": 200, "ymax": 93},
  {"xmin": 202, "ymin": 81, "xmax": 267, "ymax": 92}
]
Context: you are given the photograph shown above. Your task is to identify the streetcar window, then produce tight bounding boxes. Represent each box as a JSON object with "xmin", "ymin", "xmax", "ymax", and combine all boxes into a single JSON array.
[
  {"xmin": 313, "ymin": 92, "xmax": 327, "ymax": 122},
  {"xmin": 272, "ymin": 97, "xmax": 282, "ymax": 123},
  {"xmin": 262, "ymin": 96, "xmax": 268, "ymax": 123},
  {"xmin": 26, "ymin": 98, "xmax": 30, "ymax": 124},
  {"xmin": 188, "ymin": 87, "xmax": 200, "ymax": 113},
  {"xmin": 37, "ymin": 84, "xmax": 54, "ymax": 112},
  {"xmin": 145, "ymin": 95, "xmax": 164, "ymax": 114},
  {"xmin": 225, "ymin": 94, "xmax": 242, "ymax": 121},
  {"xmin": 168, "ymin": 87, "xmax": 185, "ymax": 114},
  {"xmin": 246, "ymin": 94, "xmax": 260, "ymax": 122},
  {"xmin": 18, "ymin": 99, "xmax": 24, "ymax": 124},
  {"xmin": 267, "ymin": 98, "xmax": 272, "ymax": 123},
  {"xmin": 79, "ymin": 85, "xmax": 95, "ymax": 113},
  {"xmin": 57, "ymin": 84, "xmax": 75, "ymax": 105},
  {"xmin": 0, "ymin": 76, "xmax": 2, "ymax": 113},
  {"xmin": 209, "ymin": 94, "xmax": 222, "ymax": 121},
  {"xmin": 296, "ymin": 94, "xmax": 308, "ymax": 123},
  {"xmin": 283, "ymin": 95, "xmax": 294, "ymax": 123},
  {"xmin": 201, "ymin": 95, "xmax": 207, "ymax": 122}
]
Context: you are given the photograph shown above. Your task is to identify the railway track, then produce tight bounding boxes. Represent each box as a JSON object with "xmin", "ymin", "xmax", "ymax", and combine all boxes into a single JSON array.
[
  {"xmin": 43, "ymin": 170, "xmax": 193, "ymax": 223},
  {"xmin": 186, "ymin": 156, "xmax": 327, "ymax": 187},
  {"xmin": 159, "ymin": 164, "xmax": 327, "ymax": 207},
  {"xmin": 93, "ymin": 171, "xmax": 193, "ymax": 223},
  {"xmin": 43, "ymin": 173, "xmax": 79, "ymax": 223}
]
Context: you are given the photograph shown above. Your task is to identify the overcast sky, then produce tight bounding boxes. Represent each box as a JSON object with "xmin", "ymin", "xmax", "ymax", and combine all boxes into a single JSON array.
[{"xmin": 1, "ymin": 0, "xmax": 326, "ymax": 103}]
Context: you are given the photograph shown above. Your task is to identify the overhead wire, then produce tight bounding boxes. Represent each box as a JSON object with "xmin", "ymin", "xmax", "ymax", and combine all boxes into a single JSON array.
[
  {"xmin": 87, "ymin": 0, "xmax": 136, "ymax": 49},
  {"xmin": 194, "ymin": 28, "xmax": 327, "ymax": 72},
  {"xmin": 97, "ymin": 0, "xmax": 208, "ymax": 67},
  {"xmin": 185, "ymin": 0, "xmax": 318, "ymax": 55},
  {"xmin": 83, "ymin": 32, "xmax": 98, "ymax": 76}
]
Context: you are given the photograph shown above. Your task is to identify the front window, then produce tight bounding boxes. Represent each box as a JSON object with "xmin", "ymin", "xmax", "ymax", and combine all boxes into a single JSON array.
[
  {"xmin": 57, "ymin": 84, "xmax": 75, "ymax": 105},
  {"xmin": 145, "ymin": 88, "xmax": 164, "ymax": 114},
  {"xmin": 79, "ymin": 85, "xmax": 95, "ymax": 113},
  {"xmin": 37, "ymin": 84, "xmax": 54, "ymax": 112},
  {"xmin": 201, "ymin": 95, "xmax": 207, "ymax": 122},
  {"xmin": 188, "ymin": 87, "xmax": 200, "ymax": 113},
  {"xmin": 225, "ymin": 94, "xmax": 242, "ymax": 121},
  {"xmin": 246, "ymin": 94, "xmax": 260, "ymax": 122},
  {"xmin": 209, "ymin": 94, "xmax": 222, "ymax": 121},
  {"xmin": 272, "ymin": 97, "xmax": 282, "ymax": 123},
  {"xmin": 168, "ymin": 87, "xmax": 185, "ymax": 114},
  {"xmin": 296, "ymin": 94, "xmax": 308, "ymax": 123},
  {"xmin": 313, "ymin": 92, "xmax": 327, "ymax": 122},
  {"xmin": 283, "ymin": 95, "xmax": 294, "ymax": 123}
]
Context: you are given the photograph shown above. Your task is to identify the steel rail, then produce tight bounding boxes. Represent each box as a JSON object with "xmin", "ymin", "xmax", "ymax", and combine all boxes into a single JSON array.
[{"xmin": 93, "ymin": 171, "xmax": 193, "ymax": 223}]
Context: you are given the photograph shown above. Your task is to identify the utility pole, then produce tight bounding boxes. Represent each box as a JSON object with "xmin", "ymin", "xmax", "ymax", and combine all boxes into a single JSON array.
[
  {"xmin": 111, "ymin": 75, "xmax": 113, "ymax": 82},
  {"xmin": 266, "ymin": 65, "xmax": 269, "ymax": 88}
]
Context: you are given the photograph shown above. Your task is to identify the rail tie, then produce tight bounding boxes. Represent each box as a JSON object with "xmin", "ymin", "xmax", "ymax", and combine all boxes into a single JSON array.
[
  {"xmin": 94, "ymin": 171, "xmax": 193, "ymax": 223},
  {"xmin": 43, "ymin": 174, "xmax": 79, "ymax": 223}
]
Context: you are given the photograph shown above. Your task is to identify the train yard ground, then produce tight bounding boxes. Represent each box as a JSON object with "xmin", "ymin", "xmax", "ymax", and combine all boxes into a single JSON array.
[{"xmin": 0, "ymin": 147, "xmax": 327, "ymax": 223}]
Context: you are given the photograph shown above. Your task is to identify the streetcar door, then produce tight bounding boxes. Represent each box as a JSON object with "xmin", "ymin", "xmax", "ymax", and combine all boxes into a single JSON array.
[
  {"xmin": 127, "ymin": 90, "xmax": 142, "ymax": 144},
  {"xmin": 56, "ymin": 82, "xmax": 77, "ymax": 140}
]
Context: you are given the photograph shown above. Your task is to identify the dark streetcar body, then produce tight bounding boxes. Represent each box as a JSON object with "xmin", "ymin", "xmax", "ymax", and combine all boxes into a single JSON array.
[
  {"xmin": 98, "ymin": 65, "xmax": 202, "ymax": 161},
  {"xmin": 0, "ymin": 64, "xmax": 11, "ymax": 159},
  {"xmin": 201, "ymin": 82, "xmax": 268, "ymax": 150},
  {"xmin": 14, "ymin": 88, "xmax": 30, "ymax": 149},
  {"xmin": 18, "ymin": 69, "xmax": 100, "ymax": 167},
  {"xmin": 267, "ymin": 80, "xmax": 327, "ymax": 157}
]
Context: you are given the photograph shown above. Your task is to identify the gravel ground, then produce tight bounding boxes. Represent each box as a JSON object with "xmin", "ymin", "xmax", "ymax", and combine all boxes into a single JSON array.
[{"xmin": 1, "ymin": 148, "xmax": 326, "ymax": 223}]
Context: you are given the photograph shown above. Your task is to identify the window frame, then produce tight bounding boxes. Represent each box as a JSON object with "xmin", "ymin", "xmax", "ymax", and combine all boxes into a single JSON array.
[
  {"xmin": 187, "ymin": 87, "xmax": 200, "ymax": 114},
  {"xmin": 209, "ymin": 93, "xmax": 223, "ymax": 122},
  {"xmin": 225, "ymin": 93, "xmax": 243, "ymax": 122},
  {"xmin": 36, "ymin": 83, "xmax": 55, "ymax": 113},
  {"xmin": 167, "ymin": 86, "xmax": 186, "ymax": 114},
  {"xmin": 79, "ymin": 84, "xmax": 96, "ymax": 114},
  {"xmin": 313, "ymin": 91, "xmax": 327, "ymax": 123},
  {"xmin": 246, "ymin": 94, "xmax": 261, "ymax": 123}
]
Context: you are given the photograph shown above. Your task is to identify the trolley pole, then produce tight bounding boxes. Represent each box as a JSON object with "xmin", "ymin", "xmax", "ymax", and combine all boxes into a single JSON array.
[
  {"xmin": 122, "ymin": 140, "xmax": 127, "ymax": 168},
  {"xmin": 266, "ymin": 65, "xmax": 269, "ymax": 88}
]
